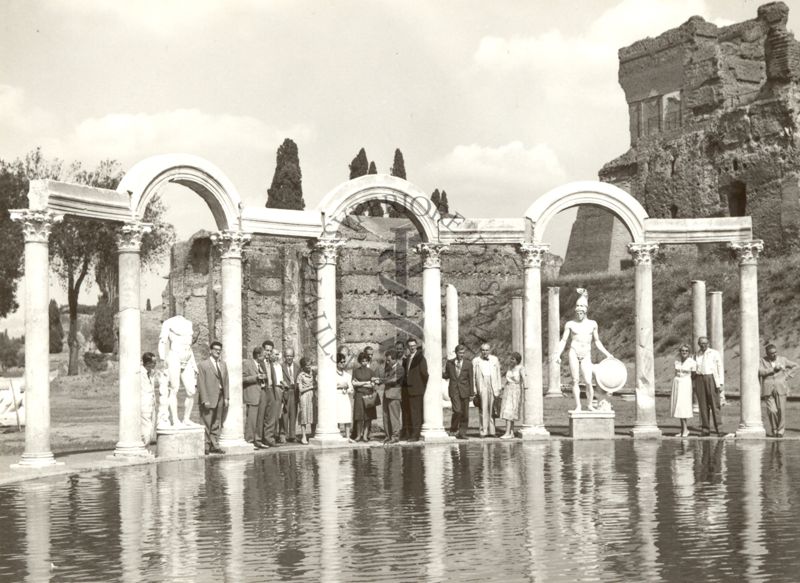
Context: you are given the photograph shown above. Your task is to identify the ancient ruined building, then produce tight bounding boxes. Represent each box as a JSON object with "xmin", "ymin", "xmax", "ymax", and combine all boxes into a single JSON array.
[
  {"xmin": 562, "ymin": 1, "xmax": 800, "ymax": 274},
  {"xmin": 165, "ymin": 217, "xmax": 561, "ymax": 358}
]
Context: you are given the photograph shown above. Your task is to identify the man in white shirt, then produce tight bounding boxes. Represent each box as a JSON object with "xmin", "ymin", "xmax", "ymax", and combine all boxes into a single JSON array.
[
  {"xmin": 694, "ymin": 336, "xmax": 724, "ymax": 435},
  {"xmin": 472, "ymin": 343, "xmax": 502, "ymax": 437}
]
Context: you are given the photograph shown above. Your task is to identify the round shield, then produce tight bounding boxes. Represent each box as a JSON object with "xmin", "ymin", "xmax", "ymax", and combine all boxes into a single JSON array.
[{"xmin": 593, "ymin": 358, "xmax": 627, "ymax": 393}]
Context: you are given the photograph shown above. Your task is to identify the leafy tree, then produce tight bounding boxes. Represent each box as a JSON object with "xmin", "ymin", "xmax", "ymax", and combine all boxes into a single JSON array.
[
  {"xmin": 146, "ymin": 298, "xmax": 152, "ymax": 311},
  {"xmin": 390, "ymin": 148, "xmax": 406, "ymax": 180},
  {"xmin": 93, "ymin": 295, "xmax": 116, "ymax": 354},
  {"xmin": 49, "ymin": 299, "xmax": 63, "ymax": 354},
  {"xmin": 266, "ymin": 138, "xmax": 305, "ymax": 210},
  {"xmin": 439, "ymin": 190, "xmax": 450, "ymax": 216},
  {"xmin": 349, "ymin": 148, "xmax": 369, "ymax": 180},
  {"xmin": 0, "ymin": 331, "xmax": 24, "ymax": 370}
]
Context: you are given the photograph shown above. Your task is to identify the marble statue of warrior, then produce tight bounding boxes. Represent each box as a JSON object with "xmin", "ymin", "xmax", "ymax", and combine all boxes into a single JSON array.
[
  {"xmin": 158, "ymin": 315, "xmax": 200, "ymax": 428},
  {"xmin": 555, "ymin": 289, "xmax": 613, "ymax": 412}
]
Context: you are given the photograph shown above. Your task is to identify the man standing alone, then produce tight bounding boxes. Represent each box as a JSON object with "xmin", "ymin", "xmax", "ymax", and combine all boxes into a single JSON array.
[
  {"xmin": 197, "ymin": 341, "xmax": 229, "ymax": 454},
  {"xmin": 759, "ymin": 344, "xmax": 798, "ymax": 438},
  {"xmin": 403, "ymin": 338, "xmax": 428, "ymax": 441}
]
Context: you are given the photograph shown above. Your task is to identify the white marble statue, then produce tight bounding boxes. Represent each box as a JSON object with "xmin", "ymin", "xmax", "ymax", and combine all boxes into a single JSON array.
[
  {"xmin": 157, "ymin": 315, "xmax": 200, "ymax": 428},
  {"xmin": 555, "ymin": 288, "xmax": 614, "ymax": 412}
]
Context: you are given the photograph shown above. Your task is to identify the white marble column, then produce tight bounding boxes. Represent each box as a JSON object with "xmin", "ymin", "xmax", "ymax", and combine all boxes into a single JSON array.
[
  {"xmin": 211, "ymin": 230, "xmax": 252, "ymax": 453},
  {"xmin": 114, "ymin": 222, "xmax": 153, "ymax": 458},
  {"xmin": 546, "ymin": 286, "xmax": 562, "ymax": 398},
  {"xmin": 511, "ymin": 295, "xmax": 524, "ymax": 355},
  {"xmin": 731, "ymin": 240, "xmax": 766, "ymax": 438},
  {"xmin": 518, "ymin": 244, "xmax": 549, "ymax": 439},
  {"xmin": 709, "ymin": 291, "xmax": 724, "ymax": 360},
  {"xmin": 310, "ymin": 238, "xmax": 347, "ymax": 446},
  {"xmin": 628, "ymin": 243, "xmax": 661, "ymax": 438},
  {"xmin": 691, "ymin": 280, "xmax": 707, "ymax": 349},
  {"xmin": 415, "ymin": 243, "xmax": 453, "ymax": 442},
  {"xmin": 445, "ymin": 284, "xmax": 459, "ymax": 359},
  {"xmin": 10, "ymin": 210, "xmax": 63, "ymax": 468}
]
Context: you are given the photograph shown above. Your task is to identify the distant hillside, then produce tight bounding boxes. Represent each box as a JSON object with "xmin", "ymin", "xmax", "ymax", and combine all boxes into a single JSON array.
[{"xmin": 470, "ymin": 254, "xmax": 800, "ymax": 395}]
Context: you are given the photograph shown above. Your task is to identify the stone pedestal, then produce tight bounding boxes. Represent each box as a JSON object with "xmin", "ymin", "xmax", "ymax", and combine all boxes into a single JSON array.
[
  {"xmin": 546, "ymin": 286, "xmax": 562, "ymax": 397},
  {"xmin": 518, "ymin": 244, "xmax": 549, "ymax": 440},
  {"xmin": 157, "ymin": 427, "xmax": 205, "ymax": 459},
  {"xmin": 569, "ymin": 410, "xmax": 615, "ymax": 439}
]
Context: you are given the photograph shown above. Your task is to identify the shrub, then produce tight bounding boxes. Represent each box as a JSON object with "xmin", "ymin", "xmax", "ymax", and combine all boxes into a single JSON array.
[
  {"xmin": 93, "ymin": 296, "xmax": 117, "ymax": 354},
  {"xmin": 83, "ymin": 351, "xmax": 109, "ymax": 372}
]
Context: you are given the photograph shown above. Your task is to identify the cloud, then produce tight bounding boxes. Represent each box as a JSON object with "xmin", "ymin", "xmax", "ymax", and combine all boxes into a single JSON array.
[
  {"xmin": 427, "ymin": 141, "xmax": 567, "ymax": 216},
  {"xmin": 0, "ymin": 85, "xmax": 58, "ymax": 135}
]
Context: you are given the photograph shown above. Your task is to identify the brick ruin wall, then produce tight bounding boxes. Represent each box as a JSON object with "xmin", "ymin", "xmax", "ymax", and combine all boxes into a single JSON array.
[
  {"xmin": 163, "ymin": 219, "xmax": 562, "ymax": 360},
  {"xmin": 561, "ymin": 1, "xmax": 800, "ymax": 273}
]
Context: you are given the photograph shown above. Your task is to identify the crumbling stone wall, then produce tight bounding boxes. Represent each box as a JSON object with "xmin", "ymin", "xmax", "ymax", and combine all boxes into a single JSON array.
[
  {"xmin": 562, "ymin": 1, "xmax": 800, "ymax": 273},
  {"xmin": 164, "ymin": 217, "xmax": 562, "ymax": 359}
]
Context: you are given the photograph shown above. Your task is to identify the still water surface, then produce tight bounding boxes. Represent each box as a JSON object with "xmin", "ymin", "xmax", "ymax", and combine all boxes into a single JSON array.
[{"xmin": 1, "ymin": 440, "xmax": 800, "ymax": 582}]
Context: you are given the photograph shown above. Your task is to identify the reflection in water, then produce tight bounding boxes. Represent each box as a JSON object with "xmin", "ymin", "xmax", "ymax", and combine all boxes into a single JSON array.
[{"xmin": 4, "ymin": 441, "xmax": 800, "ymax": 582}]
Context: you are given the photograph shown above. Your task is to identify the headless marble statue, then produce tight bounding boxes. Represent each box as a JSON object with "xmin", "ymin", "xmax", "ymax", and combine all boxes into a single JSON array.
[
  {"xmin": 157, "ymin": 315, "xmax": 200, "ymax": 428},
  {"xmin": 555, "ymin": 289, "xmax": 614, "ymax": 412}
]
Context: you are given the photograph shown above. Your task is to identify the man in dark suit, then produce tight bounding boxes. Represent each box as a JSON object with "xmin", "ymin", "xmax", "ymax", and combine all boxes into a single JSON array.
[
  {"xmin": 443, "ymin": 343, "xmax": 474, "ymax": 439},
  {"xmin": 242, "ymin": 346, "xmax": 266, "ymax": 443},
  {"xmin": 197, "ymin": 340, "xmax": 229, "ymax": 454},
  {"xmin": 402, "ymin": 338, "xmax": 428, "ymax": 441},
  {"xmin": 379, "ymin": 349, "xmax": 405, "ymax": 443},
  {"xmin": 255, "ymin": 340, "xmax": 278, "ymax": 448},
  {"xmin": 279, "ymin": 347, "xmax": 300, "ymax": 442}
]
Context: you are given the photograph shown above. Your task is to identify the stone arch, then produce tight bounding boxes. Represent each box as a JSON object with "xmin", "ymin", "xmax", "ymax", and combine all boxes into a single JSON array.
[
  {"xmin": 118, "ymin": 153, "xmax": 242, "ymax": 231},
  {"xmin": 524, "ymin": 180, "xmax": 648, "ymax": 244},
  {"xmin": 316, "ymin": 174, "xmax": 441, "ymax": 242}
]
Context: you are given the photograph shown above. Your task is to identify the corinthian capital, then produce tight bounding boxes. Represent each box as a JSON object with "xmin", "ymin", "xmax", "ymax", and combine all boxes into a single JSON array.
[
  {"xmin": 312, "ymin": 238, "xmax": 346, "ymax": 267},
  {"xmin": 627, "ymin": 242, "xmax": 659, "ymax": 265},
  {"xmin": 413, "ymin": 243, "xmax": 448, "ymax": 269},
  {"xmin": 9, "ymin": 209, "xmax": 63, "ymax": 243},
  {"xmin": 729, "ymin": 240, "xmax": 764, "ymax": 266},
  {"xmin": 211, "ymin": 230, "xmax": 252, "ymax": 259},
  {"xmin": 116, "ymin": 222, "xmax": 153, "ymax": 253},
  {"xmin": 518, "ymin": 243, "xmax": 549, "ymax": 268}
]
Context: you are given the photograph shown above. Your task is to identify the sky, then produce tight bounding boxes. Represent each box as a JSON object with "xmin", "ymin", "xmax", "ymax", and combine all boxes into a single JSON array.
[{"xmin": 1, "ymin": 0, "xmax": 797, "ymax": 335}]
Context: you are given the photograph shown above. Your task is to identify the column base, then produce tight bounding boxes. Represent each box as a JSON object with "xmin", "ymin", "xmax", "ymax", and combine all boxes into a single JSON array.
[
  {"xmin": 219, "ymin": 437, "xmax": 253, "ymax": 455},
  {"xmin": 309, "ymin": 433, "xmax": 350, "ymax": 448},
  {"xmin": 421, "ymin": 428, "xmax": 455, "ymax": 443},
  {"xmin": 110, "ymin": 442, "xmax": 152, "ymax": 459},
  {"xmin": 10, "ymin": 452, "xmax": 64, "ymax": 469},
  {"xmin": 519, "ymin": 425, "xmax": 550, "ymax": 440},
  {"xmin": 631, "ymin": 425, "xmax": 662, "ymax": 439},
  {"xmin": 544, "ymin": 390, "xmax": 563, "ymax": 398},
  {"xmin": 735, "ymin": 425, "xmax": 767, "ymax": 439}
]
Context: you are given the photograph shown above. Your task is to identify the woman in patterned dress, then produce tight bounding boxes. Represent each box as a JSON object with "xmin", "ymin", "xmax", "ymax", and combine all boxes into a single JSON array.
[
  {"xmin": 500, "ymin": 352, "xmax": 525, "ymax": 439},
  {"xmin": 296, "ymin": 358, "xmax": 316, "ymax": 444}
]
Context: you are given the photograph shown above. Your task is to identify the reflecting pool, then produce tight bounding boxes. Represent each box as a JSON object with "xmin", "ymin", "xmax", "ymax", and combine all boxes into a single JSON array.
[{"xmin": 2, "ymin": 440, "xmax": 800, "ymax": 582}]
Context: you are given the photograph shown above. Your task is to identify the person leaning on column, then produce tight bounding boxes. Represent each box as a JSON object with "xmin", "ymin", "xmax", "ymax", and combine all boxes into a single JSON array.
[
  {"xmin": 140, "ymin": 351, "xmax": 160, "ymax": 445},
  {"xmin": 197, "ymin": 341, "xmax": 229, "ymax": 454},
  {"xmin": 759, "ymin": 343, "xmax": 798, "ymax": 438}
]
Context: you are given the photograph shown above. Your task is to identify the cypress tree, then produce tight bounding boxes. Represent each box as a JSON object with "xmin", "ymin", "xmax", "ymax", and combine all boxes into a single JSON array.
[
  {"xmin": 431, "ymin": 189, "xmax": 441, "ymax": 210},
  {"xmin": 49, "ymin": 299, "xmax": 63, "ymax": 354},
  {"xmin": 146, "ymin": 298, "xmax": 152, "ymax": 311},
  {"xmin": 266, "ymin": 138, "xmax": 305, "ymax": 210},
  {"xmin": 368, "ymin": 161, "xmax": 377, "ymax": 174},
  {"xmin": 349, "ymin": 148, "xmax": 369, "ymax": 179},
  {"xmin": 390, "ymin": 149, "xmax": 407, "ymax": 180},
  {"xmin": 439, "ymin": 190, "xmax": 450, "ymax": 215}
]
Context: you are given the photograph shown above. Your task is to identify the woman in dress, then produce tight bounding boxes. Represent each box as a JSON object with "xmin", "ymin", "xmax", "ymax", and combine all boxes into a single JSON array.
[
  {"xmin": 335, "ymin": 353, "xmax": 355, "ymax": 441},
  {"xmin": 352, "ymin": 352, "xmax": 378, "ymax": 441},
  {"xmin": 296, "ymin": 357, "xmax": 316, "ymax": 444},
  {"xmin": 670, "ymin": 344, "xmax": 696, "ymax": 437},
  {"xmin": 500, "ymin": 352, "xmax": 525, "ymax": 439}
]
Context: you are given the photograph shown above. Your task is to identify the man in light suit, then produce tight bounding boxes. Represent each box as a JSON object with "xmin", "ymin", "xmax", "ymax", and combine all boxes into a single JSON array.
[
  {"xmin": 197, "ymin": 340, "xmax": 229, "ymax": 454},
  {"xmin": 473, "ymin": 343, "xmax": 502, "ymax": 437},
  {"xmin": 443, "ymin": 344, "xmax": 474, "ymax": 439},
  {"xmin": 279, "ymin": 347, "xmax": 300, "ymax": 442},
  {"xmin": 402, "ymin": 338, "xmax": 428, "ymax": 442},
  {"xmin": 694, "ymin": 336, "xmax": 724, "ymax": 436},
  {"xmin": 242, "ymin": 346, "xmax": 266, "ymax": 443},
  {"xmin": 759, "ymin": 344, "xmax": 798, "ymax": 438}
]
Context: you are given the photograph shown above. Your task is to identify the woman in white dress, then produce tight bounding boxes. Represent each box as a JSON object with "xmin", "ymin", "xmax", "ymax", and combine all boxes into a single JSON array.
[
  {"xmin": 500, "ymin": 352, "xmax": 526, "ymax": 439},
  {"xmin": 670, "ymin": 344, "xmax": 696, "ymax": 437},
  {"xmin": 335, "ymin": 353, "xmax": 355, "ymax": 441}
]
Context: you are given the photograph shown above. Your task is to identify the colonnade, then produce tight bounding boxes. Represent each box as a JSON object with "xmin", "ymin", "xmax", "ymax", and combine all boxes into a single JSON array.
[{"xmin": 8, "ymin": 200, "xmax": 768, "ymax": 467}]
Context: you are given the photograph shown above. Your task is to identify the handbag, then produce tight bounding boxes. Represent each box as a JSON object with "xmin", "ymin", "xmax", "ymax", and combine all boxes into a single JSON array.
[{"xmin": 362, "ymin": 390, "xmax": 380, "ymax": 408}]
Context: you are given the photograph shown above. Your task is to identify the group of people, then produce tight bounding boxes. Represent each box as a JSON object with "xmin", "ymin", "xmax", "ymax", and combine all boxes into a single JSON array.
[{"xmin": 669, "ymin": 337, "xmax": 798, "ymax": 437}]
